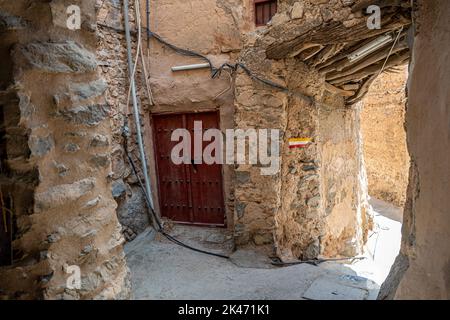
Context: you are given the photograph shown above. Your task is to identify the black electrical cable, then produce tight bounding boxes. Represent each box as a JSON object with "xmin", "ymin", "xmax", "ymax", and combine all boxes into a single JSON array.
[{"xmin": 123, "ymin": 129, "xmax": 230, "ymax": 260}]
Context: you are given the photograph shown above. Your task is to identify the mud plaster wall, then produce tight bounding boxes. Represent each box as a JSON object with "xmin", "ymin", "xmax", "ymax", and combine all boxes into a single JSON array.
[
  {"xmin": 0, "ymin": 0, "xmax": 130, "ymax": 299},
  {"xmin": 320, "ymin": 102, "xmax": 370, "ymax": 257},
  {"xmin": 361, "ymin": 65, "xmax": 409, "ymax": 207},
  {"xmin": 379, "ymin": 0, "xmax": 450, "ymax": 300},
  {"xmin": 234, "ymin": 1, "xmax": 371, "ymax": 258},
  {"xmin": 142, "ymin": 0, "xmax": 255, "ymax": 230}
]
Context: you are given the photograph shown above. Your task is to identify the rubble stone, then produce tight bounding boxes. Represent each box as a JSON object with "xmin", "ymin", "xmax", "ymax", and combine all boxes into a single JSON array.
[{"xmin": 14, "ymin": 41, "xmax": 97, "ymax": 74}]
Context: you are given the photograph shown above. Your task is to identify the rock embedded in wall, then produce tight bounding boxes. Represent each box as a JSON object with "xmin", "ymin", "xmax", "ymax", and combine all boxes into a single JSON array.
[
  {"xmin": 0, "ymin": 10, "xmax": 27, "ymax": 31},
  {"xmin": 54, "ymin": 79, "xmax": 108, "ymax": 105},
  {"xmin": 90, "ymin": 154, "xmax": 111, "ymax": 168},
  {"xmin": 29, "ymin": 134, "xmax": 55, "ymax": 157},
  {"xmin": 58, "ymin": 103, "xmax": 110, "ymax": 126},
  {"xmin": 13, "ymin": 41, "xmax": 98, "ymax": 74},
  {"xmin": 90, "ymin": 134, "xmax": 110, "ymax": 147}
]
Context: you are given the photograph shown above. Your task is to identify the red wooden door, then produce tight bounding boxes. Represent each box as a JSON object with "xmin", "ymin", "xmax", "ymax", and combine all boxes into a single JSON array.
[
  {"xmin": 255, "ymin": 0, "xmax": 278, "ymax": 26},
  {"xmin": 152, "ymin": 112, "xmax": 225, "ymax": 226}
]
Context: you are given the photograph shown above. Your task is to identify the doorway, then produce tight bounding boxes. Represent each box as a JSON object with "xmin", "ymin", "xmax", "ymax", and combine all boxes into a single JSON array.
[{"xmin": 152, "ymin": 111, "xmax": 225, "ymax": 227}]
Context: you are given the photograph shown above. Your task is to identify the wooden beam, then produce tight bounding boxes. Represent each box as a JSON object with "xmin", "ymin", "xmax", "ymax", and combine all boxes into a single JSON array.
[
  {"xmin": 317, "ymin": 36, "xmax": 384, "ymax": 72},
  {"xmin": 297, "ymin": 45, "xmax": 324, "ymax": 61},
  {"xmin": 288, "ymin": 43, "xmax": 322, "ymax": 58},
  {"xmin": 308, "ymin": 43, "xmax": 346, "ymax": 67},
  {"xmin": 324, "ymin": 82, "xmax": 356, "ymax": 97},
  {"xmin": 341, "ymin": 84, "xmax": 361, "ymax": 91}
]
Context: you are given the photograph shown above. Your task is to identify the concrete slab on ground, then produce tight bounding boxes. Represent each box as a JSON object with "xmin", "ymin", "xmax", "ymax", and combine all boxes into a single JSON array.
[{"xmin": 303, "ymin": 277, "xmax": 369, "ymax": 300}]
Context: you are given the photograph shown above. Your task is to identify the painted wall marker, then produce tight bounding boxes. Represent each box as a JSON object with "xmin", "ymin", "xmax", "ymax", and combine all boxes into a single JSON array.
[{"xmin": 289, "ymin": 138, "xmax": 312, "ymax": 149}]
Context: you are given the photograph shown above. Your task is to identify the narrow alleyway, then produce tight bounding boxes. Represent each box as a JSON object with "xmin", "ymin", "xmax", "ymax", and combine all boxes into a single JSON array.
[{"xmin": 125, "ymin": 198, "xmax": 401, "ymax": 300}]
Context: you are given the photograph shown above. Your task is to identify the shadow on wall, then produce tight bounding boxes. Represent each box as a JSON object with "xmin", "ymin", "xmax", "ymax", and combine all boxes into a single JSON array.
[{"xmin": 360, "ymin": 65, "xmax": 410, "ymax": 208}]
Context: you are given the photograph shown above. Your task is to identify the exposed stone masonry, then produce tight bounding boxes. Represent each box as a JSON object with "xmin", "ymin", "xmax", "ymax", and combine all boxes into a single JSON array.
[{"xmin": 0, "ymin": 0, "xmax": 130, "ymax": 299}]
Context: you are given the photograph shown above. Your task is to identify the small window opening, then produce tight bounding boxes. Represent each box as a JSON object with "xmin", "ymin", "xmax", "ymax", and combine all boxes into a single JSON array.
[{"xmin": 255, "ymin": 0, "xmax": 278, "ymax": 26}]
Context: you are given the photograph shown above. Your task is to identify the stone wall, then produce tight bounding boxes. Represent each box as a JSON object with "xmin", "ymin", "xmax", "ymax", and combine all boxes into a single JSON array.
[
  {"xmin": 92, "ymin": 0, "xmax": 373, "ymax": 260},
  {"xmin": 233, "ymin": 47, "xmax": 289, "ymax": 251},
  {"xmin": 361, "ymin": 65, "xmax": 409, "ymax": 207},
  {"xmin": 379, "ymin": 0, "xmax": 450, "ymax": 299},
  {"xmin": 0, "ymin": 0, "xmax": 129, "ymax": 300},
  {"xmin": 95, "ymin": 0, "xmax": 373, "ymax": 261}
]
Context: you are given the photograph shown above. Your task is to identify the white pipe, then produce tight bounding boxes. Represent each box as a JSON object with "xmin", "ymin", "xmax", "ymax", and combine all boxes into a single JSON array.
[
  {"xmin": 123, "ymin": 0, "xmax": 157, "ymax": 216},
  {"xmin": 171, "ymin": 63, "xmax": 211, "ymax": 72}
]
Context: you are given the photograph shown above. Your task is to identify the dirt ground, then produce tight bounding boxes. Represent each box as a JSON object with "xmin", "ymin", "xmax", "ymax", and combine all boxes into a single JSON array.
[{"xmin": 125, "ymin": 198, "xmax": 401, "ymax": 300}]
